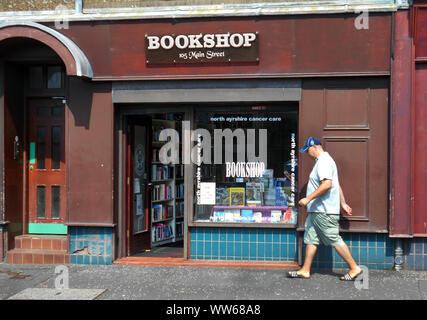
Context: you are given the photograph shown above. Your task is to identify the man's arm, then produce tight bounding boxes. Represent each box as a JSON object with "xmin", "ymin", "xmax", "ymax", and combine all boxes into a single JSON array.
[{"xmin": 298, "ymin": 179, "xmax": 332, "ymax": 207}]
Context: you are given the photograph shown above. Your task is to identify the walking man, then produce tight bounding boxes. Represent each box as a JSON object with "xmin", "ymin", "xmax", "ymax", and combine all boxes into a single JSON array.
[{"xmin": 288, "ymin": 137, "xmax": 362, "ymax": 281}]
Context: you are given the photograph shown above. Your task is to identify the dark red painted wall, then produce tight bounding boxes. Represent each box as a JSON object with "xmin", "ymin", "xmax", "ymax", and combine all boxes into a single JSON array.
[
  {"xmin": 52, "ymin": 13, "xmax": 391, "ymax": 80},
  {"xmin": 414, "ymin": 64, "xmax": 427, "ymax": 236},
  {"xmin": 410, "ymin": 3, "xmax": 427, "ymax": 236},
  {"xmin": 67, "ymin": 78, "xmax": 114, "ymax": 225}
]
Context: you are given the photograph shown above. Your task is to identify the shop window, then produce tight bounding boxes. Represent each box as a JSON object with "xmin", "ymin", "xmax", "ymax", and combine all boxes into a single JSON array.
[
  {"xmin": 193, "ymin": 105, "xmax": 298, "ymax": 224},
  {"xmin": 51, "ymin": 186, "xmax": 60, "ymax": 219}
]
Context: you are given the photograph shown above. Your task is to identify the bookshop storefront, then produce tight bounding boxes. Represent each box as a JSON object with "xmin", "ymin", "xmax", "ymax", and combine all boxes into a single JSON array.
[
  {"xmin": 1, "ymin": 11, "xmax": 393, "ymax": 267},
  {"xmin": 113, "ymin": 11, "xmax": 392, "ymax": 266},
  {"xmin": 114, "ymin": 81, "xmax": 302, "ymax": 260}
]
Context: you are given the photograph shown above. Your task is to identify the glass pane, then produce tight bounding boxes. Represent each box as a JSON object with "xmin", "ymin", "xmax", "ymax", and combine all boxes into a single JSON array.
[
  {"xmin": 37, "ymin": 107, "xmax": 50, "ymax": 117},
  {"xmin": 37, "ymin": 127, "xmax": 46, "ymax": 169},
  {"xmin": 37, "ymin": 186, "xmax": 46, "ymax": 218},
  {"xmin": 47, "ymin": 66, "xmax": 62, "ymax": 89},
  {"xmin": 51, "ymin": 186, "xmax": 60, "ymax": 219},
  {"xmin": 29, "ymin": 66, "xmax": 43, "ymax": 89},
  {"xmin": 52, "ymin": 127, "xmax": 61, "ymax": 170}
]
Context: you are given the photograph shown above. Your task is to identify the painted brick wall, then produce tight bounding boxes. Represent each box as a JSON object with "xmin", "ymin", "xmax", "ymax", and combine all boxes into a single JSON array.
[{"xmin": 69, "ymin": 227, "xmax": 113, "ymax": 265}]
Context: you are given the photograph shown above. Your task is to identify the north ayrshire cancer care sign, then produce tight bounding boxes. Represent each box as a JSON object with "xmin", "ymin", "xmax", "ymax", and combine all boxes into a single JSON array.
[{"xmin": 145, "ymin": 32, "xmax": 259, "ymax": 64}]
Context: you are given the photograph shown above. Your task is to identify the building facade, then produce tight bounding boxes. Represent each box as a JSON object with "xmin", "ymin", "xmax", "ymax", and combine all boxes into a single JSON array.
[{"xmin": 1, "ymin": 0, "xmax": 425, "ymax": 271}]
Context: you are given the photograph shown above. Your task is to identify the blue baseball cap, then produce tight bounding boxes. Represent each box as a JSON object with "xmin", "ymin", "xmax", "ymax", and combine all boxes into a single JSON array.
[{"xmin": 300, "ymin": 137, "xmax": 322, "ymax": 153}]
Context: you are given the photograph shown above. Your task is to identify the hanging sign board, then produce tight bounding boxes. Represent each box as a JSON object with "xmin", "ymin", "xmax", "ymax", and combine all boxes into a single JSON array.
[{"xmin": 145, "ymin": 32, "xmax": 259, "ymax": 64}]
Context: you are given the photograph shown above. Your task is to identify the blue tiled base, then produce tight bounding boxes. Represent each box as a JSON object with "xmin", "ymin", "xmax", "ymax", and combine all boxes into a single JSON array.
[
  {"xmin": 404, "ymin": 238, "xmax": 427, "ymax": 271},
  {"xmin": 190, "ymin": 227, "xmax": 297, "ymax": 261},
  {"xmin": 69, "ymin": 227, "xmax": 113, "ymax": 265},
  {"xmin": 190, "ymin": 228, "xmax": 395, "ymax": 270},
  {"xmin": 305, "ymin": 233, "xmax": 394, "ymax": 270}
]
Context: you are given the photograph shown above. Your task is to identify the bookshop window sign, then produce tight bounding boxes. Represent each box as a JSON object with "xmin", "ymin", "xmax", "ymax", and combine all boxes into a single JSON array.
[{"xmin": 193, "ymin": 105, "xmax": 298, "ymax": 225}]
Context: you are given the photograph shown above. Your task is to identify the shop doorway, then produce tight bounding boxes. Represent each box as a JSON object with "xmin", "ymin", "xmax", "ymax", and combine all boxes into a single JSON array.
[{"xmin": 124, "ymin": 112, "xmax": 185, "ymax": 258}]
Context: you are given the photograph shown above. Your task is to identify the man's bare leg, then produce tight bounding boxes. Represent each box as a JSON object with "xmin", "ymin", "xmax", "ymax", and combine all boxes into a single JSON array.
[
  {"xmin": 334, "ymin": 242, "xmax": 361, "ymax": 277},
  {"xmin": 296, "ymin": 244, "xmax": 318, "ymax": 278}
]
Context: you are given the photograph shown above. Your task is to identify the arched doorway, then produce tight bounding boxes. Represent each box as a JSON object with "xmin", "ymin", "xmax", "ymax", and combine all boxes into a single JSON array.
[{"xmin": 0, "ymin": 22, "xmax": 92, "ymax": 263}]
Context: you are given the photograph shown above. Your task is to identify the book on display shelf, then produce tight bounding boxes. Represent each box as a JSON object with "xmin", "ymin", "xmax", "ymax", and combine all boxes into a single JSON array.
[
  {"xmin": 229, "ymin": 187, "xmax": 245, "ymax": 206},
  {"xmin": 271, "ymin": 210, "xmax": 282, "ymax": 223},
  {"xmin": 253, "ymin": 211, "xmax": 263, "ymax": 223},
  {"xmin": 241, "ymin": 209, "xmax": 253, "ymax": 223},
  {"xmin": 216, "ymin": 187, "xmax": 230, "ymax": 206},
  {"xmin": 246, "ymin": 182, "xmax": 263, "ymax": 206}
]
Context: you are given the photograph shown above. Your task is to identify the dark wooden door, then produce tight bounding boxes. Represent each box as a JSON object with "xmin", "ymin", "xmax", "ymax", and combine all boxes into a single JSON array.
[
  {"xmin": 28, "ymin": 98, "xmax": 66, "ymax": 226},
  {"xmin": 126, "ymin": 116, "xmax": 152, "ymax": 255}
]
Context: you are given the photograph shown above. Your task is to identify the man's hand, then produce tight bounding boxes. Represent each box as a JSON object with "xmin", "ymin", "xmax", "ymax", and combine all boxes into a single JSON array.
[
  {"xmin": 298, "ymin": 197, "xmax": 311, "ymax": 207},
  {"xmin": 341, "ymin": 203, "xmax": 352, "ymax": 215}
]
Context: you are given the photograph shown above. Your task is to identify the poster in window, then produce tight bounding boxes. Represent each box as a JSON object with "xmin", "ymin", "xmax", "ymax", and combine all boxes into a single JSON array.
[
  {"xmin": 216, "ymin": 187, "xmax": 230, "ymax": 205},
  {"xmin": 246, "ymin": 182, "xmax": 263, "ymax": 206},
  {"xmin": 199, "ymin": 182, "xmax": 216, "ymax": 205}
]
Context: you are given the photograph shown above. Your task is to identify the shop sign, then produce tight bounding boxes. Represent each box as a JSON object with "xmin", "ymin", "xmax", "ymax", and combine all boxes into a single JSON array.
[{"xmin": 145, "ymin": 32, "xmax": 259, "ymax": 64}]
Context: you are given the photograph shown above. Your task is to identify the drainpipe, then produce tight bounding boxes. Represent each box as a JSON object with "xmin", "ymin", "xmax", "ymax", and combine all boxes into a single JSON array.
[
  {"xmin": 394, "ymin": 239, "xmax": 404, "ymax": 271},
  {"xmin": 75, "ymin": 0, "xmax": 83, "ymax": 14}
]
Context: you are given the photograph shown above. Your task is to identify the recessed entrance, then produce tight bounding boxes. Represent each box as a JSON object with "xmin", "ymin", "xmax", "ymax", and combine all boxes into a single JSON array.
[{"xmin": 121, "ymin": 110, "xmax": 186, "ymax": 258}]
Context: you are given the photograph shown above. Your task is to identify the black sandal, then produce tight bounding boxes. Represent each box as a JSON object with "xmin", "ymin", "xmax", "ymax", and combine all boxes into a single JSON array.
[{"xmin": 340, "ymin": 269, "xmax": 363, "ymax": 281}]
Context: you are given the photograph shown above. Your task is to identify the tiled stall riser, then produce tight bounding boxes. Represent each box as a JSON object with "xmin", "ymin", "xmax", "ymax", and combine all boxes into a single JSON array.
[
  {"xmin": 190, "ymin": 228, "xmax": 395, "ymax": 270},
  {"xmin": 69, "ymin": 227, "xmax": 113, "ymax": 265},
  {"xmin": 404, "ymin": 238, "xmax": 427, "ymax": 271},
  {"xmin": 191, "ymin": 227, "xmax": 298, "ymax": 262}
]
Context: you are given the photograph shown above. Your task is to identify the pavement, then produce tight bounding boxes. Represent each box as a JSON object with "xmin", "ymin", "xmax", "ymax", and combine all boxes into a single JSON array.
[{"xmin": 1, "ymin": 263, "xmax": 427, "ymax": 302}]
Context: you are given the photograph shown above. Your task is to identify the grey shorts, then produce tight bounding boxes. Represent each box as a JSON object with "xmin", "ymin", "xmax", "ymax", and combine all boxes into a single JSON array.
[{"xmin": 304, "ymin": 212, "xmax": 344, "ymax": 247}]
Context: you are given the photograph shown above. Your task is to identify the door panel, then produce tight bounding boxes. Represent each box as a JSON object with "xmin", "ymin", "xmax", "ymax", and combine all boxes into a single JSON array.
[
  {"xmin": 299, "ymin": 78, "xmax": 389, "ymax": 232},
  {"xmin": 28, "ymin": 99, "xmax": 66, "ymax": 226},
  {"xmin": 126, "ymin": 116, "xmax": 151, "ymax": 255}
]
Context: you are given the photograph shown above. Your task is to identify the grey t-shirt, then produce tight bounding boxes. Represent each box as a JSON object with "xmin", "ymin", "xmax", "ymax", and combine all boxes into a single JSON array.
[{"xmin": 306, "ymin": 152, "xmax": 340, "ymax": 214}]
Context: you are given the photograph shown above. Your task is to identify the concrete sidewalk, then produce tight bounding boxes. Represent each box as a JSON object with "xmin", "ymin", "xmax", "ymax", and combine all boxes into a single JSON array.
[{"xmin": 1, "ymin": 263, "xmax": 427, "ymax": 300}]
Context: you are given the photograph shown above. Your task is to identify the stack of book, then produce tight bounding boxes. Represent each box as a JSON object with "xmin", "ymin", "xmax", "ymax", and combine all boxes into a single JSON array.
[
  {"xmin": 152, "ymin": 184, "xmax": 172, "ymax": 201},
  {"xmin": 152, "ymin": 126, "xmax": 166, "ymax": 142},
  {"xmin": 176, "ymin": 164, "xmax": 184, "ymax": 179},
  {"xmin": 152, "ymin": 204, "xmax": 173, "ymax": 222},
  {"xmin": 176, "ymin": 201, "xmax": 184, "ymax": 218},
  {"xmin": 151, "ymin": 165, "xmax": 174, "ymax": 181},
  {"xmin": 175, "ymin": 183, "xmax": 184, "ymax": 198},
  {"xmin": 152, "ymin": 148, "xmax": 160, "ymax": 162},
  {"xmin": 152, "ymin": 223, "xmax": 173, "ymax": 242},
  {"xmin": 176, "ymin": 221, "xmax": 184, "ymax": 238}
]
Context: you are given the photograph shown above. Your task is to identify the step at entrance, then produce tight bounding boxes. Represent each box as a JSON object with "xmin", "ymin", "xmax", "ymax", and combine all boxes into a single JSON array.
[{"xmin": 6, "ymin": 234, "xmax": 70, "ymax": 264}]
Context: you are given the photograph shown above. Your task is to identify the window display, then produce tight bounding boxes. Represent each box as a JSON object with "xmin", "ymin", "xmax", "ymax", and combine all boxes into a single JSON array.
[{"xmin": 193, "ymin": 105, "xmax": 298, "ymax": 224}]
